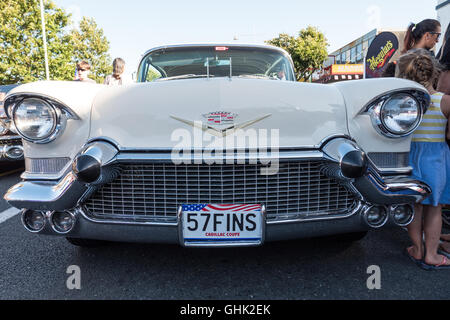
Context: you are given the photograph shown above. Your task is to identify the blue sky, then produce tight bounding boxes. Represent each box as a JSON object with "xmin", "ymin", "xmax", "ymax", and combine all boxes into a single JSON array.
[{"xmin": 53, "ymin": 0, "xmax": 438, "ymax": 76}]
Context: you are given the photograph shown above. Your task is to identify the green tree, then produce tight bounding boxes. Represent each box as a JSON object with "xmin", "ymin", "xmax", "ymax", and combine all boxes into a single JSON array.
[
  {"xmin": 70, "ymin": 17, "xmax": 112, "ymax": 83},
  {"xmin": 266, "ymin": 27, "xmax": 329, "ymax": 82},
  {"xmin": 0, "ymin": 0, "xmax": 112, "ymax": 85},
  {"xmin": 0, "ymin": 0, "xmax": 73, "ymax": 84}
]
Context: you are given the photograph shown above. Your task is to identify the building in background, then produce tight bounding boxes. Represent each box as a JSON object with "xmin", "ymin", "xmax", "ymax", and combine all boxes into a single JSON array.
[
  {"xmin": 437, "ymin": 0, "xmax": 450, "ymax": 49},
  {"xmin": 313, "ymin": 29, "xmax": 405, "ymax": 83}
]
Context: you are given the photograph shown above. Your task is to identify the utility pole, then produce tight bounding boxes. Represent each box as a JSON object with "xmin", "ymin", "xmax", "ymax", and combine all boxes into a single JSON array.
[{"xmin": 39, "ymin": 0, "xmax": 50, "ymax": 80}]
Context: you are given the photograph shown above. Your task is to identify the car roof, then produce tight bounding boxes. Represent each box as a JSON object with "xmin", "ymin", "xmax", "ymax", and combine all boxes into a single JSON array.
[
  {"xmin": 0, "ymin": 84, "xmax": 19, "ymax": 94},
  {"xmin": 140, "ymin": 43, "xmax": 292, "ymax": 60}
]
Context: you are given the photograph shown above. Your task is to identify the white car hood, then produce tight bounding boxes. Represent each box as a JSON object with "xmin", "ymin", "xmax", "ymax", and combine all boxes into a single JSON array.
[{"xmin": 90, "ymin": 78, "xmax": 349, "ymax": 149}]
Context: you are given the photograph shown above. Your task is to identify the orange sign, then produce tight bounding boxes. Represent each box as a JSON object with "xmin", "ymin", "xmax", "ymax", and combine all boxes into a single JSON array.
[{"xmin": 331, "ymin": 64, "xmax": 364, "ymax": 75}]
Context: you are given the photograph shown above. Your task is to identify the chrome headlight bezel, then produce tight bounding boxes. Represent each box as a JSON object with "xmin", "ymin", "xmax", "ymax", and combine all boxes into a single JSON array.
[
  {"xmin": 365, "ymin": 90, "xmax": 430, "ymax": 139},
  {"xmin": 5, "ymin": 94, "xmax": 79, "ymax": 144}
]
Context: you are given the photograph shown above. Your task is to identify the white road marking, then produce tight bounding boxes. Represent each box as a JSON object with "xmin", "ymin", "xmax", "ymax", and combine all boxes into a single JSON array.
[{"xmin": 0, "ymin": 207, "xmax": 20, "ymax": 224}]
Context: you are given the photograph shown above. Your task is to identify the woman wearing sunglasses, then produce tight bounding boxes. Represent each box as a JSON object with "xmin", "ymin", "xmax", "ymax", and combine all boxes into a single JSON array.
[{"xmin": 402, "ymin": 19, "xmax": 442, "ymax": 55}]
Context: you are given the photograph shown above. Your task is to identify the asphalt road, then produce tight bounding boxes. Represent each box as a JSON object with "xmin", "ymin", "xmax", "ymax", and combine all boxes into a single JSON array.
[{"xmin": 0, "ymin": 169, "xmax": 449, "ymax": 300}]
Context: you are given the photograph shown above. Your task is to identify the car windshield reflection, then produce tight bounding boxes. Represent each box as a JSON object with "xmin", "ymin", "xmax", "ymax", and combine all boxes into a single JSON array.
[{"xmin": 138, "ymin": 46, "xmax": 295, "ymax": 82}]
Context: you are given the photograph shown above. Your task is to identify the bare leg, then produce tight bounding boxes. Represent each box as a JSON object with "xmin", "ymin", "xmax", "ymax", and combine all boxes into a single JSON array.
[
  {"xmin": 441, "ymin": 234, "xmax": 450, "ymax": 242},
  {"xmin": 423, "ymin": 205, "xmax": 450, "ymax": 266},
  {"xmin": 407, "ymin": 204, "xmax": 424, "ymax": 259}
]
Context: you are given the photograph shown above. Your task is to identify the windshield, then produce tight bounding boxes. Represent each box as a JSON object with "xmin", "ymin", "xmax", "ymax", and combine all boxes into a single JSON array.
[{"xmin": 138, "ymin": 46, "xmax": 295, "ymax": 82}]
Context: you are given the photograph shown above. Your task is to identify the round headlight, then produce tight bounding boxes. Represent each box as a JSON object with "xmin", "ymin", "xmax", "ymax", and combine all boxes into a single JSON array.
[
  {"xmin": 380, "ymin": 94, "xmax": 420, "ymax": 135},
  {"xmin": 13, "ymin": 98, "xmax": 57, "ymax": 141}
]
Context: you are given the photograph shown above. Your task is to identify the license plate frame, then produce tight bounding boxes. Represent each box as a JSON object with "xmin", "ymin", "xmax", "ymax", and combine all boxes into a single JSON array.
[{"xmin": 178, "ymin": 204, "xmax": 266, "ymax": 247}]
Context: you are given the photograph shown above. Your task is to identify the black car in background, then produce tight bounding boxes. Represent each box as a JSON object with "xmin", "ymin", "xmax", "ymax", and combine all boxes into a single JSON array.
[{"xmin": 0, "ymin": 85, "xmax": 24, "ymax": 166}]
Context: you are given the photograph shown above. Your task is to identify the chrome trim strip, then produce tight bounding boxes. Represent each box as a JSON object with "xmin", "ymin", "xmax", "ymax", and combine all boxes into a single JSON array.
[
  {"xmin": 266, "ymin": 201, "xmax": 363, "ymax": 225},
  {"xmin": 115, "ymin": 150, "xmax": 324, "ymax": 163},
  {"xmin": 0, "ymin": 135, "xmax": 21, "ymax": 141},
  {"xmin": 368, "ymin": 172, "xmax": 430, "ymax": 195},
  {"xmin": 80, "ymin": 206, "xmax": 178, "ymax": 227},
  {"xmin": 90, "ymin": 134, "xmax": 354, "ymax": 152},
  {"xmin": 376, "ymin": 167, "xmax": 412, "ymax": 176}
]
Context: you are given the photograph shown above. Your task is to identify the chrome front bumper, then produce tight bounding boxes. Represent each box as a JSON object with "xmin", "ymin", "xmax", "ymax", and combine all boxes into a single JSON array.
[
  {"xmin": 23, "ymin": 206, "xmax": 370, "ymax": 244},
  {"xmin": 5, "ymin": 138, "xmax": 431, "ymax": 244}
]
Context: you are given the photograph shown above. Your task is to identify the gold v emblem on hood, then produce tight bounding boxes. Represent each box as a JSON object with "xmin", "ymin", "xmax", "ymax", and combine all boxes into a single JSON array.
[{"xmin": 170, "ymin": 114, "xmax": 272, "ymax": 137}]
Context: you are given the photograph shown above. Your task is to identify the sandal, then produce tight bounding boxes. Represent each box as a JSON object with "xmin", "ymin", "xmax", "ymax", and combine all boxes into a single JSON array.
[
  {"xmin": 403, "ymin": 248, "xmax": 424, "ymax": 268},
  {"xmin": 421, "ymin": 256, "xmax": 450, "ymax": 271}
]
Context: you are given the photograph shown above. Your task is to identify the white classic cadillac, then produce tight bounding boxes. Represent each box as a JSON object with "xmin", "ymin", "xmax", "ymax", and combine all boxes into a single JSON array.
[{"xmin": 3, "ymin": 44, "xmax": 432, "ymax": 247}]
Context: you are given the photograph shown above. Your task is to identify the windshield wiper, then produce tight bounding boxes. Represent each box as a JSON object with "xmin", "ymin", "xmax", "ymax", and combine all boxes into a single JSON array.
[
  {"xmin": 156, "ymin": 74, "xmax": 214, "ymax": 81},
  {"xmin": 238, "ymin": 74, "xmax": 276, "ymax": 80}
]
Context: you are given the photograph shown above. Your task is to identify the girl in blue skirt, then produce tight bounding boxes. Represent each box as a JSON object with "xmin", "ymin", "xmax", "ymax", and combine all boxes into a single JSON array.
[{"xmin": 396, "ymin": 49, "xmax": 450, "ymax": 270}]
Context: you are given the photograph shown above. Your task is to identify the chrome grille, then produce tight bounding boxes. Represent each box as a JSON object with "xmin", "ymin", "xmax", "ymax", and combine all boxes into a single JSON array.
[
  {"xmin": 0, "ymin": 137, "xmax": 21, "ymax": 146},
  {"xmin": 368, "ymin": 152, "xmax": 409, "ymax": 169},
  {"xmin": 84, "ymin": 161, "xmax": 359, "ymax": 223},
  {"xmin": 25, "ymin": 157, "xmax": 70, "ymax": 174}
]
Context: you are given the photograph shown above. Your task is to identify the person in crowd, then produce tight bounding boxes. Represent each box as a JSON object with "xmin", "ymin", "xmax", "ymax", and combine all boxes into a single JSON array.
[
  {"xmin": 402, "ymin": 19, "xmax": 442, "ymax": 55},
  {"xmin": 104, "ymin": 58, "xmax": 131, "ymax": 86},
  {"xmin": 381, "ymin": 61, "xmax": 397, "ymax": 77},
  {"xmin": 436, "ymin": 22, "xmax": 450, "ymax": 256},
  {"xmin": 396, "ymin": 49, "xmax": 450, "ymax": 270},
  {"xmin": 74, "ymin": 61, "xmax": 96, "ymax": 83},
  {"xmin": 382, "ymin": 19, "xmax": 441, "ymax": 78},
  {"xmin": 437, "ymin": 23, "xmax": 450, "ymax": 98}
]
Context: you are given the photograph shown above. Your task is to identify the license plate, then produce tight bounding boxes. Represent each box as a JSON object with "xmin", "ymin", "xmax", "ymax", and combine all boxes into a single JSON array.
[{"xmin": 180, "ymin": 204, "xmax": 264, "ymax": 247}]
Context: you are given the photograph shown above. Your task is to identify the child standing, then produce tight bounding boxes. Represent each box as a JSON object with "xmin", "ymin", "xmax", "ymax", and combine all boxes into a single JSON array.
[{"xmin": 396, "ymin": 49, "xmax": 450, "ymax": 270}]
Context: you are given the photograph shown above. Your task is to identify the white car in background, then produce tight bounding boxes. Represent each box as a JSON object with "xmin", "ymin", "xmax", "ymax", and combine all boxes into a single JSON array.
[{"xmin": 3, "ymin": 44, "xmax": 433, "ymax": 247}]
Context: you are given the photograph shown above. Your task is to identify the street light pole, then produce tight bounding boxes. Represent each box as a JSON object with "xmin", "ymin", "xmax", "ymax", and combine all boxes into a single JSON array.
[{"xmin": 39, "ymin": 0, "xmax": 50, "ymax": 80}]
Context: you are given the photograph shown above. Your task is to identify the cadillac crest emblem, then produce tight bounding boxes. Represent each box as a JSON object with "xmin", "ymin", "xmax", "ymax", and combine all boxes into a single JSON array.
[{"xmin": 203, "ymin": 111, "xmax": 237, "ymax": 125}]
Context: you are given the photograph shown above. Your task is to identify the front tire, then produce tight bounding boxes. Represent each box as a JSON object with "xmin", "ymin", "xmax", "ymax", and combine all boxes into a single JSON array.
[
  {"xmin": 334, "ymin": 231, "xmax": 368, "ymax": 243},
  {"xmin": 66, "ymin": 237, "xmax": 109, "ymax": 247}
]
